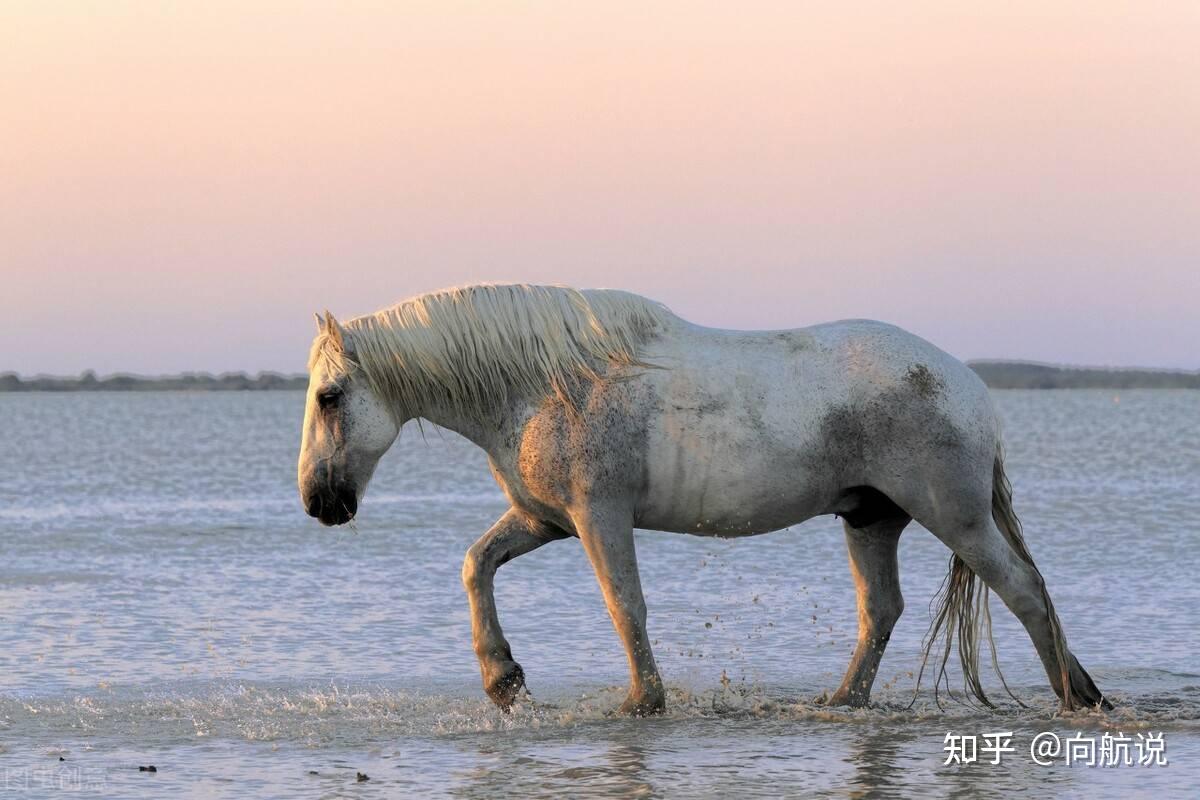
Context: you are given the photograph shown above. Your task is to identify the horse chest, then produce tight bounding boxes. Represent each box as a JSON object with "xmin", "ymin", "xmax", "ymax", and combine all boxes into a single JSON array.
[{"xmin": 485, "ymin": 390, "xmax": 652, "ymax": 526}]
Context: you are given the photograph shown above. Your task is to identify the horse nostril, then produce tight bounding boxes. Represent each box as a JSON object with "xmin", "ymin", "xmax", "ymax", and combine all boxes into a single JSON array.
[{"xmin": 305, "ymin": 493, "xmax": 323, "ymax": 518}]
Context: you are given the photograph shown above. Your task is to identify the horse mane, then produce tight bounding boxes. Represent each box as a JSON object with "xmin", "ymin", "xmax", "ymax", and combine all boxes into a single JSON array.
[{"xmin": 311, "ymin": 283, "xmax": 671, "ymax": 417}]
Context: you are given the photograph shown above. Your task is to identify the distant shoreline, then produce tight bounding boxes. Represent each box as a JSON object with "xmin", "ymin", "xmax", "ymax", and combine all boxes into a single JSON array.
[
  {"xmin": 966, "ymin": 361, "xmax": 1200, "ymax": 389},
  {"xmin": 2, "ymin": 361, "xmax": 1198, "ymax": 392},
  {"xmin": 0, "ymin": 371, "xmax": 308, "ymax": 392}
]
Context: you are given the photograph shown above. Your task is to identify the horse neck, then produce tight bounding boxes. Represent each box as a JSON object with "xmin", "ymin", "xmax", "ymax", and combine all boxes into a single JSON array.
[{"xmin": 412, "ymin": 396, "xmax": 514, "ymax": 455}]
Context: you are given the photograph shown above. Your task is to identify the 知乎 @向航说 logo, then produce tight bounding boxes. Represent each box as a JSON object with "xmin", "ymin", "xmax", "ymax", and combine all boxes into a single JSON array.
[{"xmin": 943, "ymin": 731, "xmax": 1167, "ymax": 767}]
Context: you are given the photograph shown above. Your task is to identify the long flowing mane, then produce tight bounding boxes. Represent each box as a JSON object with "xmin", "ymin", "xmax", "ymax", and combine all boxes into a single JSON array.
[{"xmin": 311, "ymin": 283, "xmax": 671, "ymax": 417}]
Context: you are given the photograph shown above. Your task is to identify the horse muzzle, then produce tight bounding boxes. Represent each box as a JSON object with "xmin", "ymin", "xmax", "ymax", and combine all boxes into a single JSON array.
[{"xmin": 303, "ymin": 485, "xmax": 358, "ymax": 526}]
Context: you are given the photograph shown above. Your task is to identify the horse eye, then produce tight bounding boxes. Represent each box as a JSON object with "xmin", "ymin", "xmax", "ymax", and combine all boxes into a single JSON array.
[{"xmin": 318, "ymin": 388, "xmax": 342, "ymax": 410}]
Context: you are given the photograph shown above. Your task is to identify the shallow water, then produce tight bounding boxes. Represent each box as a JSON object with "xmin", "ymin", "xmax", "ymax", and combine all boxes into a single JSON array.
[{"xmin": 0, "ymin": 390, "xmax": 1197, "ymax": 797}]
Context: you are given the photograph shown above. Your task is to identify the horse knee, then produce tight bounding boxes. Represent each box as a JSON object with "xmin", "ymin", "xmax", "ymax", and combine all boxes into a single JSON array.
[{"xmin": 461, "ymin": 545, "xmax": 486, "ymax": 591}]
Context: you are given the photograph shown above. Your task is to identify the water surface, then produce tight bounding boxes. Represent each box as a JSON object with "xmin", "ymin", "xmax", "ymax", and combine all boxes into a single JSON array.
[{"xmin": 1, "ymin": 390, "xmax": 1197, "ymax": 797}]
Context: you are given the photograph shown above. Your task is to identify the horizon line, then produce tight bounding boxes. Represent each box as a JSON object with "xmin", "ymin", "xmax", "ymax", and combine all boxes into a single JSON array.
[{"xmin": 3, "ymin": 358, "xmax": 1199, "ymax": 382}]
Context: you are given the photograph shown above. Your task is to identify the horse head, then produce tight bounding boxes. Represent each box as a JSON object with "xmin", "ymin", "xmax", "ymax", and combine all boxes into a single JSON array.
[{"xmin": 297, "ymin": 312, "xmax": 399, "ymax": 526}]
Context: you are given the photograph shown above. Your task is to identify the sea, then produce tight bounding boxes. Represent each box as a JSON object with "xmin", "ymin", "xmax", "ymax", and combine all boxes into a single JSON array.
[{"xmin": 1, "ymin": 389, "xmax": 1197, "ymax": 798}]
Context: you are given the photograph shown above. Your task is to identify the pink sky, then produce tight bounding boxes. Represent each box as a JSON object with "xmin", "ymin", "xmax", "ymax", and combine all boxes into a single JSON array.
[{"xmin": 2, "ymin": 2, "xmax": 1197, "ymax": 375}]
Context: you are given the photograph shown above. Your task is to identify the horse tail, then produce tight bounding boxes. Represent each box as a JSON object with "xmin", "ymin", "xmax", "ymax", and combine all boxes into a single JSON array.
[
  {"xmin": 916, "ymin": 440, "xmax": 1064, "ymax": 709},
  {"xmin": 915, "ymin": 549, "xmax": 1008, "ymax": 709}
]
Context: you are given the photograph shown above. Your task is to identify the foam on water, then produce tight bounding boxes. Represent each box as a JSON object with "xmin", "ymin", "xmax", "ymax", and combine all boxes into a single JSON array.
[
  {"xmin": 3, "ymin": 679, "xmax": 1198, "ymax": 798},
  {"xmin": 5, "ymin": 676, "xmax": 1199, "ymax": 745}
]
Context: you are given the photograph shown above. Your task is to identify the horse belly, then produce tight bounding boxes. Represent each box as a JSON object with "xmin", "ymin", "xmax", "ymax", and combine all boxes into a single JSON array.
[{"xmin": 637, "ymin": 424, "xmax": 829, "ymax": 536}]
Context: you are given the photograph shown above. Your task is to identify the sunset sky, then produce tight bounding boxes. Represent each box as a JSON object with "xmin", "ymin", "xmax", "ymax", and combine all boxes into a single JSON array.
[{"xmin": 2, "ymin": 1, "xmax": 1197, "ymax": 375}]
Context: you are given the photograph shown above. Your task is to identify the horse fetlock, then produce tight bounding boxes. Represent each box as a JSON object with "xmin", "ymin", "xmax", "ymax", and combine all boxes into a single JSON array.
[
  {"xmin": 825, "ymin": 687, "xmax": 871, "ymax": 708},
  {"xmin": 619, "ymin": 683, "xmax": 667, "ymax": 716},
  {"xmin": 482, "ymin": 659, "xmax": 525, "ymax": 710},
  {"xmin": 1061, "ymin": 655, "xmax": 1112, "ymax": 711}
]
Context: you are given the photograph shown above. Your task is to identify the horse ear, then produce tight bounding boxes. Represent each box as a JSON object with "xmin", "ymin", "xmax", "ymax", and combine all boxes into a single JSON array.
[
  {"xmin": 324, "ymin": 310, "xmax": 345, "ymax": 350},
  {"xmin": 314, "ymin": 312, "xmax": 325, "ymax": 334}
]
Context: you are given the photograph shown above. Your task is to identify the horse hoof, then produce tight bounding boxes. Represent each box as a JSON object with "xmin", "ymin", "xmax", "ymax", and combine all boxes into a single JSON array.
[
  {"xmin": 824, "ymin": 692, "xmax": 869, "ymax": 708},
  {"xmin": 618, "ymin": 691, "xmax": 666, "ymax": 717},
  {"xmin": 1062, "ymin": 694, "xmax": 1114, "ymax": 713},
  {"xmin": 484, "ymin": 661, "xmax": 525, "ymax": 710}
]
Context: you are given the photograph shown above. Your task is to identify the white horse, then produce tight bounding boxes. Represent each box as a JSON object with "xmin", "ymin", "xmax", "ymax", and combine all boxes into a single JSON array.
[{"xmin": 297, "ymin": 284, "xmax": 1109, "ymax": 715}]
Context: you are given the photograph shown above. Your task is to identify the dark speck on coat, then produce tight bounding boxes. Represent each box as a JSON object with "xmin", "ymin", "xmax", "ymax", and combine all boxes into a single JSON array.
[{"xmin": 904, "ymin": 364, "xmax": 944, "ymax": 400}]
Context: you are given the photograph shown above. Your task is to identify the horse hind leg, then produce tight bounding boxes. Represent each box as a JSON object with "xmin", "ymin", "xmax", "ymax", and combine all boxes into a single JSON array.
[
  {"xmin": 826, "ymin": 504, "xmax": 910, "ymax": 707},
  {"xmin": 913, "ymin": 455, "xmax": 1110, "ymax": 711}
]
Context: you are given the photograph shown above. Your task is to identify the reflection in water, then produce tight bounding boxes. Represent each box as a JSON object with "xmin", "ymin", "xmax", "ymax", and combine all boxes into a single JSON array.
[
  {"xmin": 454, "ymin": 732, "xmax": 652, "ymax": 799},
  {"xmin": 846, "ymin": 726, "xmax": 921, "ymax": 798}
]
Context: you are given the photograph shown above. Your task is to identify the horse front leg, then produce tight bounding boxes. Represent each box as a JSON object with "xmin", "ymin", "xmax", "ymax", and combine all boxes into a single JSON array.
[
  {"xmin": 462, "ymin": 508, "xmax": 565, "ymax": 710},
  {"xmin": 572, "ymin": 505, "xmax": 665, "ymax": 716}
]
